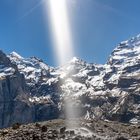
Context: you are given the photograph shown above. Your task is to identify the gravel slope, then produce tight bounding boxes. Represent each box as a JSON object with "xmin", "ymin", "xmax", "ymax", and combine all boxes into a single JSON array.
[{"xmin": 0, "ymin": 119, "xmax": 140, "ymax": 140}]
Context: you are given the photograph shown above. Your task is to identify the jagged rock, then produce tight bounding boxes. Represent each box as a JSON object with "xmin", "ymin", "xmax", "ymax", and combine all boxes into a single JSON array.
[
  {"xmin": 70, "ymin": 130, "xmax": 75, "ymax": 135},
  {"xmin": 60, "ymin": 127, "xmax": 66, "ymax": 134},
  {"xmin": 41, "ymin": 125, "xmax": 48, "ymax": 132},
  {"xmin": 12, "ymin": 123, "xmax": 21, "ymax": 130}
]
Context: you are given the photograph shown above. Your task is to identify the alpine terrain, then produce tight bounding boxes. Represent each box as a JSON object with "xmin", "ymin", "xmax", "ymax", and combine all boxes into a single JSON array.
[{"xmin": 0, "ymin": 35, "xmax": 140, "ymax": 139}]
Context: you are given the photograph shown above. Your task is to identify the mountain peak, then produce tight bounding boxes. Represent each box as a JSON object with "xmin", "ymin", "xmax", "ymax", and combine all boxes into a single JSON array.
[
  {"xmin": 70, "ymin": 57, "xmax": 80, "ymax": 63},
  {"xmin": 0, "ymin": 50, "xmax": 12, "ymax": 66},
  {"xmin": 118, "ymin": 34, "xmax": 140, "ymax": 49},
  {"xmin": 69, "ymin": 57, "xmax": 86, "ymax": 65},
  {"xmin": 108, "ymin": 34, "xmax": 140, "ymax": 65},
  {"xmin": 10, "ymin": 51, "xmax": 23, "ymax": 59}
]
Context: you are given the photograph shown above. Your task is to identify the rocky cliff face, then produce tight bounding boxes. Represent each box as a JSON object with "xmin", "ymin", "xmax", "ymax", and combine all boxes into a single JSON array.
[
  {"xmin": 0, "ymin": 51, "xmax": 59, "ymax": 128},
  {"xmin": 0, "ymin": 50, "xmax": 28, "ymax": 128},
  {"xmin": 0, "ymin": 34, "xmax": 140, "ymax": 128}
]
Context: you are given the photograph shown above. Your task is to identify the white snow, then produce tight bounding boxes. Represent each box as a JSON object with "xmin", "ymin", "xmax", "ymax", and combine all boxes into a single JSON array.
[
  {"xmin": 10, "ymin": 51, "xmax": 23, "ymax": 59},
  {"xmin": 29, "ymin": 95, "xmax": 52, "ymax": 103}
]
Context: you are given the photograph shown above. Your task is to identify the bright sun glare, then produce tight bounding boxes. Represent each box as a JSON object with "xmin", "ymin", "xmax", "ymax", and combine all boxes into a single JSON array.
[{"xmin": 46, "ymin": 0, "xmax": 74, "ymax": 66}]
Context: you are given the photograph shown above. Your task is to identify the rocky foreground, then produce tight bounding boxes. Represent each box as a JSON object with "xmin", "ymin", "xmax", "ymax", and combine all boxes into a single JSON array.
[{"xmin": 0, "ymin": 119, "xmax": 140, "ymax": 140}]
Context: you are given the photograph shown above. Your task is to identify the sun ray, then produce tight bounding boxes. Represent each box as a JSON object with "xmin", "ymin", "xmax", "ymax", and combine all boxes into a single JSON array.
[
  {"xmin": 44, "ymin": 0, "xmax": 80, "ymax": 128},
  {"xmin": 46, "ymin": 0, "xmax": 74, "ymax": 66}
]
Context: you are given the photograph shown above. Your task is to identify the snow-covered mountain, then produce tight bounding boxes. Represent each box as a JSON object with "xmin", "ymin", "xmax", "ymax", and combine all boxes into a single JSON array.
[{"xmin": 0, "ymin": 34, "xmax": 140, "ymax": 128}]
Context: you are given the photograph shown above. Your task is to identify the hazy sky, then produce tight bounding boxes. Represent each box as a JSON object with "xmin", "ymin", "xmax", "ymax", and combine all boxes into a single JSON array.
[{"xmin": 0, "ymin": 0, "xmax": 140, "ymax": 66}]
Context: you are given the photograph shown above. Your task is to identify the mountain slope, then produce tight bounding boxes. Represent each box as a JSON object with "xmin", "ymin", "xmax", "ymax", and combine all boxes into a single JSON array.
[
  {"xmin": 0, "ymin": 51, "xmax": 59, "ymax": 128},
  {"xmin": 0, "ymin": 34, "xmax": 140, "ymax": 128}
]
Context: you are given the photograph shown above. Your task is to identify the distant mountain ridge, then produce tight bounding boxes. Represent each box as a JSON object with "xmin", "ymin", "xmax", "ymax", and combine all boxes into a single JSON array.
[{"xmin": 0, "ymin": 34, "xmax": 140, "ymax": 128}]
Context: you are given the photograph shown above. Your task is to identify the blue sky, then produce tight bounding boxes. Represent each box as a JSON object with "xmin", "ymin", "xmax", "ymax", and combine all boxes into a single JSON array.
[{"xmin": 0, "ymin": 0, "xmax": 140, "ymax": 66}]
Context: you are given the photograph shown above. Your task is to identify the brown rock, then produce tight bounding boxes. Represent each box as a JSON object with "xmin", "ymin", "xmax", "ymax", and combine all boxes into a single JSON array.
[{"xmin": 41, "ymin": 125, "xmax": 48, "ymax": 132}]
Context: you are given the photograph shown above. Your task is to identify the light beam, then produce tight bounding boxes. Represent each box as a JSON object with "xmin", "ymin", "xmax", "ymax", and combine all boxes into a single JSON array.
[
  {"xmin": 45, "ymin": 0, "xmax": 80, "ymax": 129},
  {"xmin": 46, "ymin": 0, "xmax": 74, "ymax": 66}
]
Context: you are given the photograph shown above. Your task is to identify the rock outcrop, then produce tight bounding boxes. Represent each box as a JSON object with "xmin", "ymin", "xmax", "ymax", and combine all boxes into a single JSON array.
[{"xmin": 0, "ymin": 51, "xmax": 59, "ymax": 128}]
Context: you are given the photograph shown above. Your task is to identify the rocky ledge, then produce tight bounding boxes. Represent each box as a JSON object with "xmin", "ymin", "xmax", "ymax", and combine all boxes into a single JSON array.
[{"xmin": 0, "ymin": 119, "xmax": 140, "ymax": 140}]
